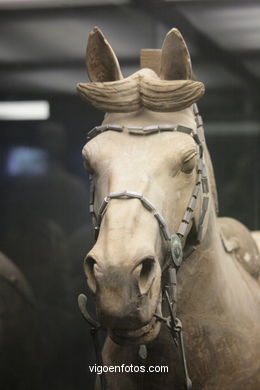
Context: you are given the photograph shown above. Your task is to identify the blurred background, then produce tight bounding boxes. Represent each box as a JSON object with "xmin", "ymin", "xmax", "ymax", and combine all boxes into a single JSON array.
[{"xmin": 0, "ymin": 0, "xmax": 259, "ymax": 389}]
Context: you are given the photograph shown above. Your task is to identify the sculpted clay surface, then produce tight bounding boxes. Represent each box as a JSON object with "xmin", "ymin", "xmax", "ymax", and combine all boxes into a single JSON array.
[{"xmin": 77, "ymin": 27, "xmax": 260, "ymax": 389}]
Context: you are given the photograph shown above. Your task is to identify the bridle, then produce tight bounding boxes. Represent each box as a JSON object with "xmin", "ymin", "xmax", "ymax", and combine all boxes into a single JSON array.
[{"xmin": 78, "ymin": 103, "xmax": 209, "ymax": 390}]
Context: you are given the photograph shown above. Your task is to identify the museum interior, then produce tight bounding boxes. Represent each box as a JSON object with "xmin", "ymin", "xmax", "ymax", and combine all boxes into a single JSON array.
[{"xmin": 0, "ymin": 1, "xmax": 259, "ymax": 389}]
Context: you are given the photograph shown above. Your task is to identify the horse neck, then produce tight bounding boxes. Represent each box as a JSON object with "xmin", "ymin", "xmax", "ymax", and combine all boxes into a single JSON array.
[
  {"xmin": 176, "ymin": 201, "xmax": 220, "ymax": 305},
  {"xmin": 175, "ymin": 196, "xmax": 259, "ymax": 327}
]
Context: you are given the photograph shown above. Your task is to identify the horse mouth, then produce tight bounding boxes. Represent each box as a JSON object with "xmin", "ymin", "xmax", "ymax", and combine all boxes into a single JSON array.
[{"xmin": 109, "ymin": 316, "xmax": 161, "ymax": 345}]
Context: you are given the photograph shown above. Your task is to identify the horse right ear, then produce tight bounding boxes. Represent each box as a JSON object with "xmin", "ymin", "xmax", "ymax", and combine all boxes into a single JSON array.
[
  {"xmin": 160, "ymin": 28, "xmax": 192, "ymax": 80},
  {"xmin": 86, "ymin": 27, "xmax": 123, "ymax": 82}
]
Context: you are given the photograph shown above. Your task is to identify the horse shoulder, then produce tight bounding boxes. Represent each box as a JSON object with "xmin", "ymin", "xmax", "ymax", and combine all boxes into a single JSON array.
[{"xmin": 218, "ymin": 217, "xmax": 260, "ymax": 281}]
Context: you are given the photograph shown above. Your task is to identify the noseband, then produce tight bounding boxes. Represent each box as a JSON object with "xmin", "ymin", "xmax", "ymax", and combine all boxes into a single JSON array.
[{"xmin": 79, "ymin": 104, "xmax": 209, "ymax": 390}]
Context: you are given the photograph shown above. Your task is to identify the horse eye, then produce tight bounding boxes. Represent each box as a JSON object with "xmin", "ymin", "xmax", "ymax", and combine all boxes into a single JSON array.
[{"xmin": 181, "ymin": 152, "xmax": 197, "ymax": 174}]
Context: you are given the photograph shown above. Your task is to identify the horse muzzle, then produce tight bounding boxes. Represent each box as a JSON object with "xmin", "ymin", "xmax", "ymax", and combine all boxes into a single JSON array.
[
  {"xmin": 84, "ymin": 252, "xmax": 162, "ymax": 344},
  {"xmin": 108, "ymin": 301, "xmax": 162, "ymax": 346}
]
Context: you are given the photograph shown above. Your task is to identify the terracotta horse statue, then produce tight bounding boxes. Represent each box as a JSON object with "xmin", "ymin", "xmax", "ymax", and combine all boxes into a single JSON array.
[{"xmin": 77, "ymin": 27, "xmax": 260, "ymax": 390}]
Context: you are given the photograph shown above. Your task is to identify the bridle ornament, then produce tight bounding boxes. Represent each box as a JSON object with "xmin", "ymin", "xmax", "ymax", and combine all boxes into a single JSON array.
[{"xmin": 78, "ymin": 104, "xmax": 209, "ymax": 390}]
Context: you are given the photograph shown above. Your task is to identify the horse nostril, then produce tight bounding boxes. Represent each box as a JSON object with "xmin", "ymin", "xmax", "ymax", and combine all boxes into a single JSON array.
[
  {"xmin": 84, "ymin": 256, "xmax": 97, "ymax": 294},
  {"xmin": 135, "ymin": 257, "xmax": 155, "ymax": 295}
]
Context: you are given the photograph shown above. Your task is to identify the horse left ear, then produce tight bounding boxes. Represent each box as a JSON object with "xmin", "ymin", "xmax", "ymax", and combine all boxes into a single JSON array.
[
  {"xmin": 86, "ymin": 27, "xmax": 123, "ymax": 82},
  {"xmin": 160, "ymin": 28, "xmax": 192, "ymax": 80}
]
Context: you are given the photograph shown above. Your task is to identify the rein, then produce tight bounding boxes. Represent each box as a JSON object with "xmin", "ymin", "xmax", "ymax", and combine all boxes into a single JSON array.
[{"xmin": 78, "ymin": 104, "xmax": 209, "ymax": 390}]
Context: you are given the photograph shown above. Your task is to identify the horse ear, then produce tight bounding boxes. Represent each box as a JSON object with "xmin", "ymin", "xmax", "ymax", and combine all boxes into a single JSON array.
[
  {"xmin": 86, "ymin": 27, "xmax": 123, "ymax": 82},
  {"xmin": 160, "ymin": 28, "xmax": 192, "ymax": 80}
]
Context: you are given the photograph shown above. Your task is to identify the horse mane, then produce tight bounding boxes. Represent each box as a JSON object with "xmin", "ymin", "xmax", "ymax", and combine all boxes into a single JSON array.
[{"xmin": 77, "ymin": 68, "xmax": 204, "ymax": 113}]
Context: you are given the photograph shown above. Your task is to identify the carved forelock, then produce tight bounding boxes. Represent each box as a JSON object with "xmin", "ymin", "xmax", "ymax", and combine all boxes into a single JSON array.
[
  {"xmin": 77, "ymin": 27, "xmax": 205, "ymax": 112},
  {"xmin": 77, "ymin": 69, "xmax": 204, "ymax": 112}
]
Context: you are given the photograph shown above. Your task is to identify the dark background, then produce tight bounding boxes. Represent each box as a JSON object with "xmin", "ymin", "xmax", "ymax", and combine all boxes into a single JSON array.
[{"xmin": 0, "ymin": 1, "xmax": 259, "ymax": 389}]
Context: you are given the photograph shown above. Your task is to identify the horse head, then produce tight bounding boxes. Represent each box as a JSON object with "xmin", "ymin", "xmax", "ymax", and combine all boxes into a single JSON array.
[{"xmin": 77, "ymin": 27, "xmax": 216, "ymax": 346}]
